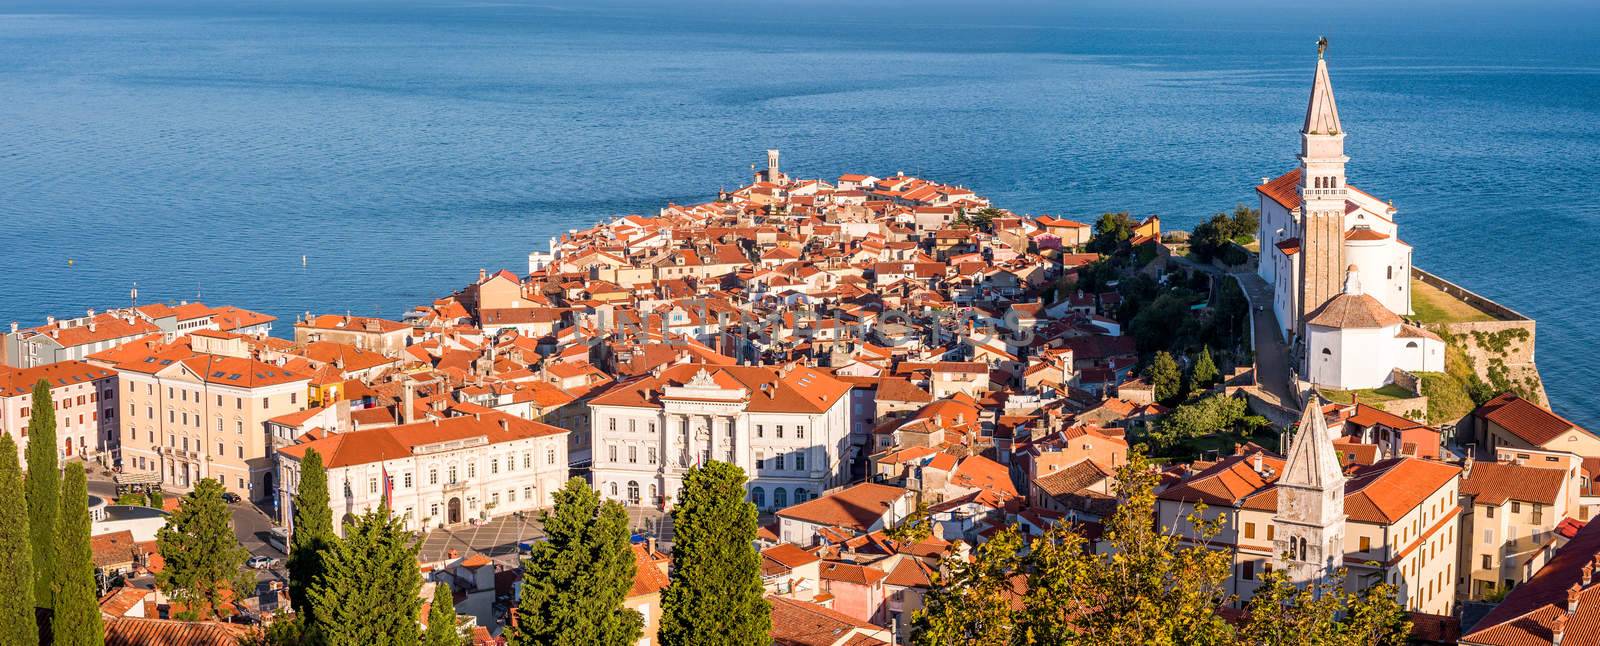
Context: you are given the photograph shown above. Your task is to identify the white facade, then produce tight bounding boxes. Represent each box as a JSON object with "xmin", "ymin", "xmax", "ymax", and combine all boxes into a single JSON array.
[
  {"xmin": 276, "ymin": 413, "xmax": 569, "ymax": 536},
  {"xmin": 588, "ymin": 366, "xmax": 854, "ymax": 510}
]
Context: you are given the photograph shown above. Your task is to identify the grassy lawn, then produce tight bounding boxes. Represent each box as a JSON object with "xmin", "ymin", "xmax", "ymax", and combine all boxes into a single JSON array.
[
  {"xmin": 1410, "ymin": 278, "xmax": 1495, "ymax": 324},
  {"xmin": 1242, "ymin": 240, "xmax": 1260, "ymax": 253},
  {"xmin": 1318, "ymin": 383, "xmax": 1416, "ymax": 404}
]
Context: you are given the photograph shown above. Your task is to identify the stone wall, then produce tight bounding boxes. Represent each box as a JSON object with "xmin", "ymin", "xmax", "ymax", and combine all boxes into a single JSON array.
[{"xmin": 1411, "ymin": 268, "xmax": 1547, "ymax": 405}]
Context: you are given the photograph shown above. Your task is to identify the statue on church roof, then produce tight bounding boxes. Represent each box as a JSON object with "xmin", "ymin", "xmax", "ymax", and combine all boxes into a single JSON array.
[{"xmin": 1317, "ymin": 36, "xmax": 1328, "ymax": 59}]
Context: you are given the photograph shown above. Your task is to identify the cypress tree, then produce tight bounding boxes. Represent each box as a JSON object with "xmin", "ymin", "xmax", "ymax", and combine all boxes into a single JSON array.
[
  {"xmin": 25, "ymin": 379, "xmax": 59, "ymax": 608},
  {"xmin": 423, "ymin": 581, "xmax": 461, "ymax": 646},
  {"xmin": 509, "ymin": 477, "xmax": 640, "ymax": 646},
  {"xmin": 660, "ymin": 462, "xmax": 769, "ymax": 646},
  {"xmin": 1146, "ymin": 351, "xmax": 1181, "ymax": 404},
  {"xmin": 286, "ymin": 448, "xmax": 333, "ymax": 621},
  {"xmin": 52, "ymin": 463, "xmax": 103, "ymax": 646},
  {"xmin": 1192, "ymin": 346, "xmax": 1220, "ymax": 391},
  {"xmin": 307, "ymin": 505, "xmax": 422, "ymax": 646},
  {"xmin": 156, "ymin": 478, "xmax": 250, "ymax": 620},
  {"xmin": 0, "ymin": 434, "xmax": 38, "ymax": 645}
]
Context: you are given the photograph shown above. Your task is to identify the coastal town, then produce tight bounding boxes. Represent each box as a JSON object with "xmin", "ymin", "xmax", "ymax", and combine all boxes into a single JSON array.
[{"xmin": 0, "ymin": 48, "xmax": 1591, "ymax": 646}]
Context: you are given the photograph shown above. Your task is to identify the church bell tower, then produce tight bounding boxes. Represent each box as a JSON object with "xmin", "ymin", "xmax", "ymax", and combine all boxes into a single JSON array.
[
  {"xmin": 1274, "ymin": 393, "xmax": 1347, "ymax": 589},
  {"xmin": 1296, "ymin": 37, "xmax": 1349, "ymax": 337}
]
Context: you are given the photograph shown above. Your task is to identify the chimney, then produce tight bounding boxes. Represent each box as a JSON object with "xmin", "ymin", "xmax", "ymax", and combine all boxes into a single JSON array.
[
  {"xmin": 1260, "ymin": 177, "xmax": 1270, "ymax": 185},
  {"xmin": 1252, "ymin": 453, "xmax": 1264, "ymax": 475},
  {"xmin": 498, "ymin": 419, "xmax": 509, "ymax": 431},
  {"xmin": 1568, "ymin": 583, "xmax": 1581, "ymax": 614},
  {"xmin": 8, "ymin": 322, "xmax": 15, "ymax": 334},
  {"xmin": 479, "ymin": 268, "xmax": 487, "ymax": 282},
  {"xmin": 86, "ymin": 308, "xmax": 95, "ymax": 317},
  {"xmin": 647, "ymin": 536, "xmax": 658, "ymax": 554},
  {"xmin": 1590, "ymin": 555, "xmax": 1600, "ymax": 586},
  {"xmin": 402, "ymin": 381, "xmax": 416, "ymax": 425},
  {"xmin": 1553, "ymin": 614, "xmax": 1568, "ymax": 645}
]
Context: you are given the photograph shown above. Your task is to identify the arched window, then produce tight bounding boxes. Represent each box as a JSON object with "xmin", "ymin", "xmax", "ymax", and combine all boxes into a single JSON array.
[
  {"xmin": 649, "ymin": 483, "xmax": 659, "ymax": 504},
  {"xmin": 794, "ymin": 488, "xmax": 808, "ymax": 503},
  {"xmin": 1298, "ymin": 537, "xmax": 1308, "ymax": 561},
  {"xmin": 1321, "ymin": 348, "xmax": 1332, "ymax": 356},
  {"xmin": 1406, "ymin": 341, "xmax": 1419, "ymax": 348},
  {"xmin": 627, "ymin": 481, "xmax": 641, "ymax": 505},
  {"xmin": 752, "ymin": 486, "xmax": 766, "ymax": 509},
  {"xmin": 774, "ymin": 487, "xmax": 789, "ymax": 509},
  {"xmin": 609, "ymin": 482, "xmax": 619, "ymax": 497}
]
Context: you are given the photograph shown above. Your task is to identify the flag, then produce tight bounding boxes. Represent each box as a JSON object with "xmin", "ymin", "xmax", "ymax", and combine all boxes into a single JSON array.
[{"xmin": 382, "ymin": 463, "xmax": 394, "ymax": 510}]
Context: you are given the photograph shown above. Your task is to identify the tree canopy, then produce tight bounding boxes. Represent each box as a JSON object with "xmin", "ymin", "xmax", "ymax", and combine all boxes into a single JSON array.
[
  {"xmin": 156, "ymin": 478, "xmax": 251, "ymax": 620},
  {"xmin": 52, "ymin": 463, "xmax": 103, "ymax": 646},
  {"xmin": 1144, "ymin": 351, "xmax": 1181, "ymax": 404},
  {"xmin": 287, "ymin": 448, "xmax": 334, "ymax": 621},
  {"xmin": 307, "ymin": 505, "xmax": 422, "ymax": 646},
  {"xmin": 509, "ymin": 477, "xmax": 640, "ymax": 646},
  {"xmin": 26, "ymin": 379, "xmax": 60, "ymax": 609},
  {"xmin": 1087, "ymin": 212, "xmax": 1136, "ymax": 254},
  {"xmin": 661, "ymin": 462, "xmax": 770, "ymax": 646},
  {"xmin": 0, "ymin": 434, "xmax": 36, "ymax": 645}
]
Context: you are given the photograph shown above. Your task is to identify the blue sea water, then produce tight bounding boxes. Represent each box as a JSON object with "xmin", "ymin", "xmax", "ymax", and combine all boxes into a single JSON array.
[{"xmin": 2, "ymin": 0, "xmax": 1597, "ymax": 425}]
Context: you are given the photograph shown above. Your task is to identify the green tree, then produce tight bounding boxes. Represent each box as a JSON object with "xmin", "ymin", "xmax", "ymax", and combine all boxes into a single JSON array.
[
  {"xmin": 661, "ymin": 462, "xmax": 769, "ymax": 646},
  {"xmin": 148, "ymin": 488, "xmax": 164, "ymax": 509},
  {"xmin": 1145, "ymin": 351, "xmax": 1181, "ymax": 403},
  {"xmin": 156, "ymin": 478, "xmax": 250, "ymax": 620},
  {"xmin": 1151, "ymin": 394, "xmax": 1251, "ymax": 450},
  {"xmin": 1087, "ymin": 212, "xmax": 1135, "ymax": 254},
  {"xmin": 307, "ymin": 505, "xmax": 422, "ymax": 646},
  {"xmin": 886, "ymin": 500, "xmax": 933, "ymax": 543},
  {"xmin": 510, "ymin": 477, "xmax": 640, "ymax": 646},
  {"xmin": 1191, "ymin": 346, "xmax": 1220, "ymax": 392},
  {"xmin": 424, "ymin": 581, "xmax": 463, "ymax": 646},
  {"xmin": 53, "ymin": 463, "xmax": 103, "ymax": 646},
  {"xmin": 287, "ymin": 448, "xmax": 334, "ymax": 621},
  {"xmin": 1239, "ymin": 568, "xmax": 1410, "ymax": 646},
  {"xmin": 912, "ymin": 529, "xmax": 1022, "ymax": 645},
  {"xmin": 0, "ymin": 434, "xmax": 37, "ymax": 645},
  {"xmin": 25, "ymin": 379, "xmax": 59, "ymax": 608}
]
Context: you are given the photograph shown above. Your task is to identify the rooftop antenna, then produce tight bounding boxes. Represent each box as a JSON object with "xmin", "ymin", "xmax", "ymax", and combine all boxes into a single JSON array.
[{"xmin": 130, "ymin": 282, "xmax": 139, "ymax": 307}]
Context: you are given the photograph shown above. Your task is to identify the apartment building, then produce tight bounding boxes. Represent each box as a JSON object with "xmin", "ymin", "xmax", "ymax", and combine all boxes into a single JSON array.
[
  {"xmin": 275, "ymin": 411, "xmax": 568, "ymax": 536},
  {"xmin": 1458, "ymin": 454, "xmax": 1575, "ymax": 600},
  {"xmin": 116, "ymin": 353, "xmax": 309, "ymax": 499},
  {"xmin": 0, "ymin": 360, "xmax": 119, "ymax": 464}
]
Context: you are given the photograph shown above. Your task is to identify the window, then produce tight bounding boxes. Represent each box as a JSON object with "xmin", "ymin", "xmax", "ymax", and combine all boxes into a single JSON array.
[
  {"xmin": 217, "ymin": 442, "xmax": 223, "ymax": 456},
  {"xmin": 1482, "ymin": 555, "xmax": 1492, "ymax": 569},
  {"xmin": 648, "ymin": 447, "xmax": 657, "ymax": 464},
  {"xmin": 756, "ymin": 425, "xmax": 764, "ymax": 438},
  {"xmin": 1533, "ymin": 504, "xmax": 1544, "ymax": 524},
  {"xmin": 629, "ymin": 446, "xmax": 638, "ymax": 463},
  {"xmin": 491, "ymin": 492, "xmax": 500, "ymax": 506},
  {"xmin": 467, "ymin": 463, "xmax": 476, "ymax": 478},
  {"xmin": 1485, "ymin": 505, "xmax": 1495, "ymax": 519},
  {"xmin": 490, "ymin": 459, "xmax": 499, "ymax": 475},
  {"xmin": 429, "ymin": 469, "xmax": 438, "ymax": 485},
  {"xmin": 777, "ymin": 425, "xmax": 784, "ymax": 438},
  {"xmin": 237, "ymin": 445, "xmax": 243, "ymax": 459},
  {"xmin": 546, "ymin": 448, "xmax": 556, "ymax": 465},
  {"xmin": 448, "ymin": 466, "xmax": 457, "ymax": 483},
  {"xmin": 369, "ymin": 479, "xmax": 378, "ymax": 494},
  {"xmin": 524, "ymin": 453, "xmax": 532, "ymax": 468},
  {"xmin": 629, "ymin": 419, "xmax": 636, "ymax": 433},
  {"xmin": 1244, "ymin": 523, "xmax": 1255, "ymax": 540},
  {"xmin": 795, "ymin": 453, "xmax": 805, "ymax": 471},
  {"xmin": 774, "ymin": 487, "xmax": 788, "ymax": 508},
  {"xmin": 263, "ymin": 398, "xmax": 269, "ymax": 409},
  {"xmin": 775, "ymin": 455, "xmax": 786, "ymax": 470},
  {"xmin": 1267, "ymin": 525, "xmax": 1275, "ymax": 541},
  {"xmin": 290, "ymin": 393, "xmax": 297, "ymax": 405},
  {"xmin": 404, "ymin": 472, "xmax": 413, "ymax": 488},
  {"xmin": 1242, "ymin": 561, "xmax": 1255, "ymax": 580},
  {"xmin": 609, "ymin": 445, "xmax": 618, "ymax": 463},
  {"xmin": 609, "ymin": 482, "xmax": 619, "ymax": 497},
  {"xmin": 609, "ymin": 418, "xmax": 617, "ymax": 432},
  {"xmin": 752, "ymin": 487, "xmax": 766, "ymax": 508},
  {"xmin": 1512, "ymin": 501, "xmax": 1521, "ymax": 514},
  {"xmin": 1359, "ymin": 536, "xmax": 1371, "ymax": 552},
  {"xmin": 796, "ymin": 425, "xmax": 805, "ymax": 439}
]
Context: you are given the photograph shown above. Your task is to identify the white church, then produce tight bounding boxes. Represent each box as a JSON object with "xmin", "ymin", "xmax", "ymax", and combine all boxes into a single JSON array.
[{"xmin": 1256, "ymin": 44, "xmax": 1444, "ymax": 390}]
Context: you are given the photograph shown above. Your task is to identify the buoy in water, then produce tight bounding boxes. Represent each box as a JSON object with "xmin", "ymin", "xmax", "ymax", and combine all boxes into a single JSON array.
[{"xmin": 67, "ymin": 258, "xmax": 74, "ymax": 267}]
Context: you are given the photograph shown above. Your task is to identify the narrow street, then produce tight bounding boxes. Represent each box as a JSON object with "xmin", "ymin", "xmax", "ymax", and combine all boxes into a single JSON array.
[{"xmin": 1230, "ymin": 270, "xmax": 1295, "ymax": 407}]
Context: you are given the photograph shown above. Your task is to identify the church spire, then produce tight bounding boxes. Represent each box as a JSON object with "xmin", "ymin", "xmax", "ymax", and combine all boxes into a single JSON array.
[
  {"xmin": 1274, "ymin": 393, "xmax": 1347, "ymax": 589},
  {"xmin": 1303, "ymin": 37, "xmax": 1343, "ymax": 136},
  {"xmin": 1280, "ymin": 393, "xmax": 1343, "ymax": 490}
]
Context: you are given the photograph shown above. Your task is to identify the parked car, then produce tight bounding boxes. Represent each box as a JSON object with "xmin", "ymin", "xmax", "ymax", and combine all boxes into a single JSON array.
[
  {"xmin": 222, "ymin": 492, "xmax": 242, "ymax": 504},
  {"xmin": 246, "ymin": 555, "xmax": 276, "ymax": 570}
]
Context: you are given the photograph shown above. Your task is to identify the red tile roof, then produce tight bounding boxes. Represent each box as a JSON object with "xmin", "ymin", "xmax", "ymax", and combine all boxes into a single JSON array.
[
  {"xmin": 776, "ymin": 483, "xmax": 911, "ymax": 532},
  {"xmin": 104, "ymin": 616, "xmax": 250, "ymax": 646},
  {"xmin": 278, "ymin": 410, "xmax": 566, "ymax": 468},
  {"xmin": 1478, "ymin": 393, "xmax": 1585, "ymax": 447}
]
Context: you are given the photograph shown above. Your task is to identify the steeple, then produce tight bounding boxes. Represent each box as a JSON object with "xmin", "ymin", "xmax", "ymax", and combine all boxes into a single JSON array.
[
  {"xmin": 1303, "ymin": 38, "xmax": 1343, "ymax": 136},
  {"xmin": 1273, "ymin": 393, "xmax": 1347, "ymax": 589}
]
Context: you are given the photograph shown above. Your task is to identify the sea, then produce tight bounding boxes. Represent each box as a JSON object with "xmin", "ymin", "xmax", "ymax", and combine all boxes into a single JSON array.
[{"xmin": 2, "ymin": 0, "xmax": 1597, "ymax": 425}]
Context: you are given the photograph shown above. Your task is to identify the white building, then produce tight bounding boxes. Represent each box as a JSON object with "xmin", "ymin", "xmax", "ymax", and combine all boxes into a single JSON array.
[
  {"xmin": 0, "ymin": 360, "xmax": 119, "ymax": 465},
  {"xmin": 275, "ymin": 411, "xmax": 569, "ymax": 535},
  {"xmin": 1304, "ymin": 269, "xmax": 1445, "ymax": 389},
  {"xmin": 586, "ymin": 363, "xmax": 854, "ymax": 510},
  {"xmin": 1256, "ymin": 46, "xmax": 1437, "ymax": 390}
]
